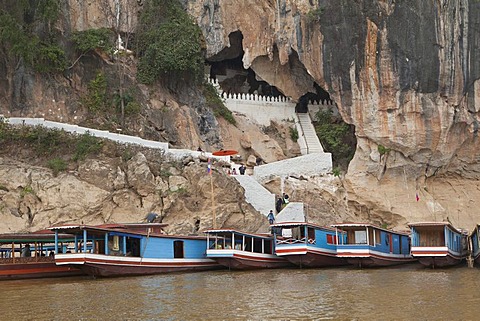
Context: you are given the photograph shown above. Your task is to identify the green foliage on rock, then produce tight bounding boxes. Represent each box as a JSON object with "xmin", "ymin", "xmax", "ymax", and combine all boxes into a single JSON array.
[
  {"xmin": 314, "ymin": 109, "xmax": 355, "ymax": 168},
  {"xmin": 47, "ymin": 158, "xmax": 67, "ymax": 176},
  {"xmin": 73, "ymin": 132, "xmax": 103, "ymax": 161},
  {"xmin": 203, "ymin": 82, "xmax": 236, "ymax": 125},
  {"xmin": 83, "ymin": 72, "xmax": 108, "ymax": 113},
  {"xmin": 72, "ymin": 28, "xmax": 113, "ymax": 53},
  {"xmin": 0, "ymin": 0, "xmax": 66, "ymax": 73},
  {"xmin": 378, "ymin": 144, "xmax": 391, "ymax": 155},
  {"xmin": 290, "ymin": 127, "xmax": 299, "ymax": 142},
  {"xmin": 136, "ymin": 0, "xmax": 205, "ymax": 84}
]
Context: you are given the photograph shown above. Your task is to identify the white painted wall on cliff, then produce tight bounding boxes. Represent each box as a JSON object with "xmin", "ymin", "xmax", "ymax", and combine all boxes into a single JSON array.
[{"xmin": 253, "ymin": 153, "xmax": 332, "ymax": 182}]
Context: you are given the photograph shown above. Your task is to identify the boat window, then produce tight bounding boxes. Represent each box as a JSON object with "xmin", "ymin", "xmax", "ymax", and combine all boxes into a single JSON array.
[
  {"xmin": 375, "ymin": 230, "xmax": 381, "ymax": 245},
  {"xmin": 244, "ymin": 237, "xmax": 252, "ymax": 251},
  {"xmin": 355, "ymin": 230, "xmax": 367, "ymax": 244},
  {"xmin": 253, "ymin": 238, "xmax": 262, "ymax": 253},
  {"xmin": 173, "ymin": 240, "xmax": 184, "ymax": 258},
  {"xmin": 326, "ymin": 234, "xmax": 338, "ymax": 244},
  {"xmin": 127, "ymin": 237, "xmax": 140, "ymax": 257},
  {"xmin": 368, "ymin": 229, "xmax": 375, "ymax": 246},
  {"xmin": 264, "ymin": 239, "xmax": 272, "ymax": 254},
  {"xmin": 307, "ymin": 228, "xmax": 315, "ymax": 243}
]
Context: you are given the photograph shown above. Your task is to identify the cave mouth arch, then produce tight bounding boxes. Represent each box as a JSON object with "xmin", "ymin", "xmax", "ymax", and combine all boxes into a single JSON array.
[{"xmin": 206, "ymin": 31, "xmax": 285, "ymax": 98}]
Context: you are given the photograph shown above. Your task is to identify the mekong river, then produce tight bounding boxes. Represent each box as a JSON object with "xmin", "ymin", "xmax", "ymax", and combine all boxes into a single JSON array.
[{"xmin": 1, "ymin": 265, "xmax": 479, "ymax": 320}]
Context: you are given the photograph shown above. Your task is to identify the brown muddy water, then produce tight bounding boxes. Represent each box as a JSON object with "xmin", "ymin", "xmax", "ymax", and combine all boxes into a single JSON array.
[{"xmin": 1, "ymin": 265, "xmax": 480, "ymax": 320}]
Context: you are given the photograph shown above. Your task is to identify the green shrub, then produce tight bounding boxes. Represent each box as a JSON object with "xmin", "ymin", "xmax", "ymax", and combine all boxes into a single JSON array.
[
  {"xmin": 203, "ymin": 83, "xmax": 236, "ymax": 125},
  {"xmin": 314, "ymin": 109, "xmax": 355, "ymax": 168},
  {"xmin": 306, "ymin": 7, "xmax": 324, "ymax": 23},
  {"xmin": 72, "ymin": 28, "xmax": 113, "ymax": 53},
  {"xmin": 0, "ymin": 2, "xmax": 65, "ymax": 73},
  {"xmin": 113, "ymin": 91, "xmax": 142, "ymax": 116},
  {"xmin": 48, "ymin": 158, "xmax": 67, "ymax": 176},
  {"xmin": 290, "ymin": 127, "xmax": 299, "ymax": 142},
  {"xmin": 73, "ymin": 132, "xmax": 103, "ymax": 161},
  {"xmin": 136, "ymin": 0, "xmax": 204, "ymax": 84},
  {"xmin": 83, "ymin": 72, "xmax": 108, "ymax": 113},
  {"xmin": 20, "ymin": 186, "xmax": 34, "ymax": 198},
  {"xmin": 332, "ymin": 167, "xmax": 341, "ymax": 177},
  {"xmin": 378, "ymin": 144, "xmax": 391, "ymax": 155}
]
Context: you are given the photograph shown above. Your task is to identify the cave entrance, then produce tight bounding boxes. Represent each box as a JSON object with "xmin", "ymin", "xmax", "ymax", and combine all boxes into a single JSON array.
[
  {"xmin": 295, "ymin": 83, "xmax": 332, "ymax": 114},
  {"xmin": 207, "ymin": 31, "xmax": 285, "ymax": 98}
]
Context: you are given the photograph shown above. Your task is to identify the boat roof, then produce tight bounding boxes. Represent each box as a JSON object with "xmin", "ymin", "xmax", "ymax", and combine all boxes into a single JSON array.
[
  {"xmin": 49, "ymin": 223, "xmax": 207, "ymax": 240},
  {"xmin": 331, "ymin": 222, "xmax": 410, "ymax": 236},
  {"xmin": 408, "ymin": 221, "xmax": 465, "ymax": 234},
  {"xmin": 0, "ymin": 232, "xmax": 75, "ymax": 243},
  {"xmin": 270, "ymin": 221, "xmax": 337, "ymax": 232},
  {"xmin": 204, "ymin": 229, "xmax": 273, "ymax": 239}
]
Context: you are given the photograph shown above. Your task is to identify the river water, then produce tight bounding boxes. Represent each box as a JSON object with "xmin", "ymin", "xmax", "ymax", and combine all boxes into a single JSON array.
[{"xmin": 1, "ymin": 265, "xmax": 479, "ymax": 320}]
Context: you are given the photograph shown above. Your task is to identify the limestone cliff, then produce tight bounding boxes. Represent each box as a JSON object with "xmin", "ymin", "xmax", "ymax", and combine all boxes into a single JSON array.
[
  {"xmin": 2, "ymin": 0, "xmax": 480, "ymax": 232},
  {"xmin": 186, "ymin": 0, "xmax": 480, "ymax": 229}
]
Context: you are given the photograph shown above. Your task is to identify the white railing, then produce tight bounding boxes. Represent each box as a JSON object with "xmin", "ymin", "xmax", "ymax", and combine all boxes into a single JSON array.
[{"xmin": 4, "ymin": 118, "xmax": 230, "ymax": 162}]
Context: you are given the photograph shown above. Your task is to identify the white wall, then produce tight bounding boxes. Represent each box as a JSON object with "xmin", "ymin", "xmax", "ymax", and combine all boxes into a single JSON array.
[{"xmin": 253, "ymin": 153, "xmax": 332, "ymax": 181}]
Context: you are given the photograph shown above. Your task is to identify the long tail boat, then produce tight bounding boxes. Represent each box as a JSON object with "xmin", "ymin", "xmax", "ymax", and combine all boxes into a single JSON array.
[
  {"xmin": 409, "ymin": 222, "xmax": 468, "ymax": 268},
  {"xmin": 49, "ymin": 223, "xmax": 223, "ymax": 277},
  {"xmin": 205, "ymin": 229, "xmax": 294, "ymax": 269},
  {"xmin": 0, "ymin": 231, "xmax": 84, "ymax": 280}
]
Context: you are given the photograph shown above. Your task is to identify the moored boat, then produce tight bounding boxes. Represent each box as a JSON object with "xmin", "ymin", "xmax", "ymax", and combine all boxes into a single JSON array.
[
  {"xmin": 332, "ymin": 223, "xmax": 415, "ymax": 267},
  {"xmin": 50, "ymin": 223, "xmax": 223, "ymax": 277},
  {"xmin": 0, "ymin": 231, "xmax": 84, "ymax": 280},
  {"xmin": 409, "ymin": 222, "xmax": 468, "ymax": 268},
  {"xmin": 272, "ymin": 222, "xmax": 348, "ymax": 268},
  {"xmin": 205, "ymin": 229, "xmax": 293, "ymax": 269},
  {"xmin": 470, "ymin": 224, "xmax": 480, "ymax": 266}
]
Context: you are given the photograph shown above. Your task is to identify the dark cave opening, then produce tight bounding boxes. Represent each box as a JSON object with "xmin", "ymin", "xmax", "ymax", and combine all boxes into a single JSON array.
[{"xmin": 207, "ymin": 31, "xmax": 285, "ymax": 98}]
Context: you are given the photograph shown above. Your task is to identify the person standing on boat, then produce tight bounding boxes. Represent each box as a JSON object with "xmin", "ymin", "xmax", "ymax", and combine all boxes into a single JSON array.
[{"xmin": 267, "ymin": 210, "xmax": 275, "ymax": 225}]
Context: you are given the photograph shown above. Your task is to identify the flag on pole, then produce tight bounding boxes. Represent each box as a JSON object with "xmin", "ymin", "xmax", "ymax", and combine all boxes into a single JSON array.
[
  {"xmin": 416, "ymin": 192, "xmax": 419, "ymax": 202},
  {"xmin": 207, "ymin": 158, "xmax": 212, "ymax": 175}
]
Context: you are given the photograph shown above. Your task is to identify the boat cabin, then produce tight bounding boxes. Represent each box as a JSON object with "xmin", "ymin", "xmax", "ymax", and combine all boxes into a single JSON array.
[
  {"xmin": 409, "ymin": 222, "xmax": 467, "ymax": 253},
  {"xmin": 206, "ymin": 229, "xmax": 274, "ymax": 255},
  {"xmin": 333, "ymin": 223, "xmax": 410, "ymax": 255},
  {"xmin": 49, "ymin": 223, "xmax": 168, "ymax": 257}
]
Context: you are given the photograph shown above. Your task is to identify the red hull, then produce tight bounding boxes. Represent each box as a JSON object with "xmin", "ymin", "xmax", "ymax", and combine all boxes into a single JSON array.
[
  {"xmin": 417, "ymin": 256, "xmax": 465, "ymax": 268},
  {"xmin": 284, "ymin": 253, "xmax": 348, "ymax": 268},
  {"xmin": 213, "ymin": 256, "xmax": 293, "ymax": 270},
  {"xmin": 78, "ymin": 262, "xmax": 223, "ymax": 277},
  {"xmin": 0, "ymin": 262, "xmax": 83, "ymax": 280},
  {"xmin": 56, "ymin": 254, "xmax": 224, "ymax": 277},
  {"xmin": 345, "ymin": 257, "xmax": 417, "ymax": 268}
]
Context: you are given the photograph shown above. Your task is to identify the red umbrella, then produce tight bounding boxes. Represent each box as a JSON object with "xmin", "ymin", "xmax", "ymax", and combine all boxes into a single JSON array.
[{"xmin": 212, "ymin": 149, "xmax": 238, "ymax": 156}]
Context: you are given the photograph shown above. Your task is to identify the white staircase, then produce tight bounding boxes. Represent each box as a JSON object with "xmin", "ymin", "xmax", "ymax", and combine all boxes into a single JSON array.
[
  {"xmin": 296, "ymin": 113, "xmax": 324, "ymax": 154},
  {"xmin": 233, "ymin": 175, "xmax": 275, "ymax": 216}
]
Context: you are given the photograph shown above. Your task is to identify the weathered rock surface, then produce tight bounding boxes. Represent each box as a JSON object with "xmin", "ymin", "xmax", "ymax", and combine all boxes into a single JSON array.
[{"xmin": 0, "ymin": 155, "xmax": 267, "ymax": 234}]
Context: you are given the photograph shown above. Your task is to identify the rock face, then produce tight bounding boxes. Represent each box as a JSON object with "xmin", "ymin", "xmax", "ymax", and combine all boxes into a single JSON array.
[
  {"xmin": 2, "ymin": 1, "xmax": 480, "ymax": 231},
  {"xmin": 0, "ymin": 154, "xmax": 267, "ymax": 234},
  {"xmin": 186, "ymin": 0, "xmax": 480, "ymax": 229}
]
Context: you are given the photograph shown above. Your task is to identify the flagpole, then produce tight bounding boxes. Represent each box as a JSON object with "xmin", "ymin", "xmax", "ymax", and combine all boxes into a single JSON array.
[
  {"xmin": 211, "ymin": 173, "xmax": 216, "ymax": 229},
  {"xmin": 208, "ymin": 157, "xmax": 216, "ymax": 229}
]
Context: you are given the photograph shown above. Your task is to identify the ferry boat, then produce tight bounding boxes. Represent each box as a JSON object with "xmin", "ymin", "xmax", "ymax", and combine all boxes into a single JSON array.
[
  {"xmin": 49, "ymin": 223, "xmax": 223, "ymax": 277},
  {"xmin": 0, "ymin": 231, "xmax": 83, "ymax": 280},
  {"xmin": 271, "ymin": 222, "xmax": 348, "ymax": 268},
  {"xmin": 332, "ymin": 223, "xmax": 415, "ymax": 267},
  {"xmin": 205, "ymin": 229, "xmax": 293, "ymax": 269},
  {"xmin": 409, "ymin": 222, "xmax": 468, "ymax": 268},
  {"xmin": 469, "ymin": 224, "xmax": 480, "ymax": 267}
]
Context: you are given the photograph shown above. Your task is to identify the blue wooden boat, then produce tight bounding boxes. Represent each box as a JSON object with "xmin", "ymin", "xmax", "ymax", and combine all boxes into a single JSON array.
[
  {"xmin": 49, "ymin": 223, "xmax": 223, "ymax": 277},
  {"xmin": 0, "ymin": 231, "xmax": 84, "ymax": 280},
  {"xmin": 470, "ymin": 224, "xmax": 480, "ymax": 267},
  {"xmin": 332, "ymin": 223, "xmax": 415, "ymax": 267},
  {"xmin": 205, "ymin": 229, "xmax": 293, "ymax": 269},
  {"xmin": 271, "ymin": 222, "xmax": 348, "ymax": 267},
  {"xmin": 409, "ymin": 222, "xmax": 468, "ymax": 268}
]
